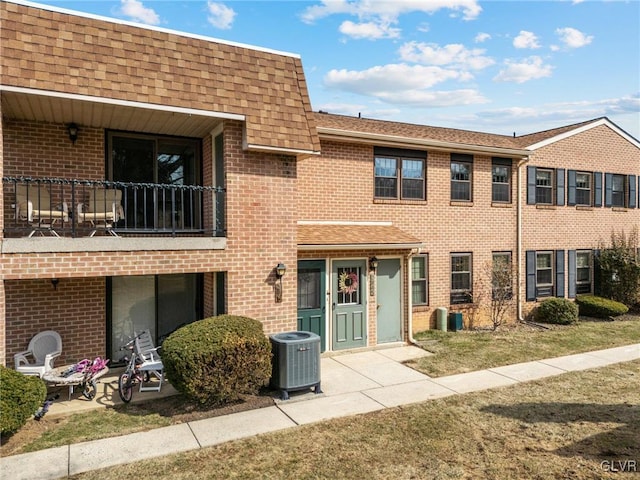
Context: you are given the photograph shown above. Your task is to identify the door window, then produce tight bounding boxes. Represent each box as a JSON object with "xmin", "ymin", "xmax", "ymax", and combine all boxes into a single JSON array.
[
  {"xmin": 337, "ymin": 267, "xmax": 361, "ymax": 305},
  {"xmin": 298, "ymin": 268, "xmax": 322, "ymax": 309}
]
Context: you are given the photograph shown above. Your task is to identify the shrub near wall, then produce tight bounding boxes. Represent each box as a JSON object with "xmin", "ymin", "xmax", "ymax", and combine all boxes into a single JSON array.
[
  {"xmin": 0, "ymin": 366, "xmax": 47, "ymax": 436},
  {"xmin": 161, "ymin": 315, "xmax": 272, "ymax": 405},
  {"xmin": 534, "ymin": 298, "xmax": 579, "ymax": 325},
  {"xmin": 576, "ymin": 295, "xmax": 629, "ymax": 318}
]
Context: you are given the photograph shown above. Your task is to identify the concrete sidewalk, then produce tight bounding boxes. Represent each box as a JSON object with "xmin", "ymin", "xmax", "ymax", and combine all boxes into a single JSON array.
[{"xmin": 2, "ymin": 343, "xmax": 639, "ymax": 480}]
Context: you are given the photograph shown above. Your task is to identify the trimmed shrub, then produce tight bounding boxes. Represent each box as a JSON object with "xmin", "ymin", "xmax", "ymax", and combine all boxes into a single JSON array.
[
  {"xmin": 0, "ymin": 366, "xmax": 47, "ymax": 436},
  {"xmin": 161, "ymin": 315, "xmax": 272, "ymax": 405},
  {"xmin": 534, "ymin": 298, "xmax": 579, "ymax": 325},
  {"xmin": 576, "ymin": 294, "xmax": 629, "ymax": 318}
]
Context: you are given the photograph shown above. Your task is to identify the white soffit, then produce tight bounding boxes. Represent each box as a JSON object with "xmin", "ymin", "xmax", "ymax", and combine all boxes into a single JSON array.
[{"xmin": 0, "ymin": 86, "xmax": 244, "ymax": 137}]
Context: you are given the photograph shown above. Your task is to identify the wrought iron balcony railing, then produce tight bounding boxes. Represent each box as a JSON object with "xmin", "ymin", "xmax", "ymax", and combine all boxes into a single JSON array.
[{"xmin": 2, "ymin": 177, "xmax": 225, "ymax": 238}]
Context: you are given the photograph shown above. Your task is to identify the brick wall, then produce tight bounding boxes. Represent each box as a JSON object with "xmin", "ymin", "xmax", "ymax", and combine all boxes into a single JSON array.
[
  {"xmin": 1, "ymin": 118, "xmax": 300, "ymax": 363},
  {"xmin": 520, "ymin": 124, "xmax": 640, "ymax": 317},
  {"xmin": 298, "ymin": 140, "xmax": 519, "ymax": 331},
  {"xmin": 5, "ymin": 278, "xmax": 105, "ymax": 364}
]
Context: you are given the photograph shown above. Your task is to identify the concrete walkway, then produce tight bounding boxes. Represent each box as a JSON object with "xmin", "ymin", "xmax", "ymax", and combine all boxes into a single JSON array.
[{"xmin": 2, "ymin": 343, "xmax": 639, "ymax": 480}]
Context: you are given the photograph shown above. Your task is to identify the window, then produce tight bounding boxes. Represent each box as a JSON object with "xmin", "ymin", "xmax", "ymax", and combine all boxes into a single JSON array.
[
  {"xmin": 611, "ymin": 174, "xmax": 625, "ymax": 207},
  {"xmin": 575, "ymin": 172, "xmax": 592, "ymax": 206},
  {"xmin": 451, "ymin": 154, "xmax": 473, "ymax": 201},
  {"xmin": 411, "ymin": 255, "xmax": 428, "ymax": 305},
  {"xmin": 374, "ymin": 147, "xmax": 426, "ymax": 200},
  {"xmin": 492, "ymin": 252, "xmax": 512, "ymax": 299},
  {"xmin": 298, "ymin": 268, "xmax": 322, "ymax": 309},
  {"xmin": 451, "ymin": 253, "xmax": 472, "ymax": 304},
  {"xmin": 535, "ymin": 169, "xmax": 553, "ymax": 204},
  {"xmin": 492, "ymin": 159, "xmax": 511, "ymax": 203},
  {"xmin": 535, "ymin": 252, "xmax": 554, "ymax": 297},
  {"xmin": 576, "ymin": 251, "xmax": 592, "ymax": 294}
]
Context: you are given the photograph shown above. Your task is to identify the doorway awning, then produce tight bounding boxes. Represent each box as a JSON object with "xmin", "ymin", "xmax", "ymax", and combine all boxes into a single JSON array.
[{"xmin": 297, "ymin": 222, "xmax": 424, "ymax": 251}]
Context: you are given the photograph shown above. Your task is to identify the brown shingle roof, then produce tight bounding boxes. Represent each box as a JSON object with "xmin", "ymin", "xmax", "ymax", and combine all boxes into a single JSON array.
[
  {"xmin": 314, "ymin": 112, "xmax": 523, "ymax": 150},
  {"xmin": 298, "ymin": 223, "xmax": 423, "ymax": 249},
  {"xmin": 512, "ymin": 117, "xmax": 605, "ymax": 148},
  {"xmin": 0, "ymin": 1, "xmax": 320, "ymax": 154}
]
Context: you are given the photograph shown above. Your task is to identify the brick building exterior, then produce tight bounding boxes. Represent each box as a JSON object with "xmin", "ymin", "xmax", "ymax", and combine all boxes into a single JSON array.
[{"xmin": 1, "ymin": 1, "xmax": 638, "ymax": 365}]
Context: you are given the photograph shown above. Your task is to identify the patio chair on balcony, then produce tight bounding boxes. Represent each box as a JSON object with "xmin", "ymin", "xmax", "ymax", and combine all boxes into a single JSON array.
[
  {"xmin": 15, "ymin": 184, "xmax": 69, "ymax": 237},
  {"xmin": 134, "ymin": 330, "xmax": 164, "ymax": 393},
  {"xmin": 14, "ymin": 330, "xmax": 63, "ymax": 378},
  {"xmin": 76, "ymin": 187, "xmax": 124, "ymax": 237}
]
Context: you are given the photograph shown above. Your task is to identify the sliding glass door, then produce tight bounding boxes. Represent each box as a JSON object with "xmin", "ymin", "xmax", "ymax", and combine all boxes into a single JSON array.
[
  {"xmin": 109, "ymin": 274, "xmax": 202, "ymax": 362},
  {"xmin": 108, "ymin": 132, "xmax": 201, "ymax": 231}
]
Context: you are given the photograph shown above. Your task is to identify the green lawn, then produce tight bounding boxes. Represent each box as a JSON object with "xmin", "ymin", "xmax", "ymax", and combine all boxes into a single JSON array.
[
  {"xmin": 410, "ymin": 316, "xmax": 640, "ymax": 377},
  {"xmin": 70, "ymin": 360, "xmax": 640, "ymax": 480}
]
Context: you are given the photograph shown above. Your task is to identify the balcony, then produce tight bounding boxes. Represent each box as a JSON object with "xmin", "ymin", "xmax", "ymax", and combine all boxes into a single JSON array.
[{"xmin": 2, "ymin": 177, "xmax": 226, "ymax": 253}]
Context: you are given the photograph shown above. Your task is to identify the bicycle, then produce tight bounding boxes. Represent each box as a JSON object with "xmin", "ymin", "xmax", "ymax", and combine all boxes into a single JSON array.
[{"xmin": 117, "ymin": 334, "xmax": 150, "ymax": 403}]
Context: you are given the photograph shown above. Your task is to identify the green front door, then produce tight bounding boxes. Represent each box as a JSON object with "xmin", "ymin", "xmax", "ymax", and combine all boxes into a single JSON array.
[
  {"xmin": 376, "ymin": 258, "xmax": 402, "ymax": 343},
  {"xmin": 332, "ymin": 260, "xmax": 367, "ymax": 350},
  {"xmin": 297, "ymin": 260, "xmax": 326, "ymax": 352}
]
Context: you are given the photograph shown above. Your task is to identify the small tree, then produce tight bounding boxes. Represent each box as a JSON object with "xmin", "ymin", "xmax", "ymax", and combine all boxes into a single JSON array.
[
  {"xmin": 487, "ymin": 255, "xmax": 516, "ymax": 331},
  {"xmin": 597, "ymin": 227, "xmax": 640, "ymax": 307}
]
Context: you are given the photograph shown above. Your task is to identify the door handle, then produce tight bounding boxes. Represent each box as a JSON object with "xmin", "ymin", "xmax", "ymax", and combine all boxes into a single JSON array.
[{"xmin": 332, "ymin": 302, "xmax": 336, "ymax": 311}]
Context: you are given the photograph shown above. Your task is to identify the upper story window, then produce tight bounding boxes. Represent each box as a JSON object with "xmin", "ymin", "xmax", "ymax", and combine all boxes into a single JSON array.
[
  {"xmin": 374, "ymin": 147, "xmax": 426, "ymax": 200},
  {"xmin": 492, "ymin": 158, "xmax": 512, "ymax": 203},
  {"xmin": 535, "ymin": 169, "xmax": 553, "ymax": 204},
  {"xmin": 575, "ymin": 172, "xmax": 592, "ymax": 206},
  {"xmin": 527, "ymin": 167, "xmax": 565, "ymax": 206},
  {"xmin": 451, "ymin": 154, "xmax": 473, "ymax": 201},
  {"xmin": 604, "ymin": 173, "xmax": 637, "ymax": 209}
]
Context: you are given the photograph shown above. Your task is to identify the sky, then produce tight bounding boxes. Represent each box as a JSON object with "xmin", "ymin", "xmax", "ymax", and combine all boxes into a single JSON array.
[{"xmin": 33, "ymin": 0, "xmax": 640, "ymax": 139}]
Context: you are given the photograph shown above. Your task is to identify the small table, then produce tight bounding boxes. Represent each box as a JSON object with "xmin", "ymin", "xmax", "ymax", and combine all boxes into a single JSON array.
[{"xmin": 43, "ymin": 364, "xmax": 109, "ymax": 400}]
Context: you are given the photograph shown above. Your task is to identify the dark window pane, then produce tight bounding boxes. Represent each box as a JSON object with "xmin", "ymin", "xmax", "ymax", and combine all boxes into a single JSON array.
[
  {"xmin": 375, "ymin": 177, "xmax": 398, "ymax": 198},
  {"xmin": 297, "ymin": 268, "xmax": 321, "ymax": 309}
]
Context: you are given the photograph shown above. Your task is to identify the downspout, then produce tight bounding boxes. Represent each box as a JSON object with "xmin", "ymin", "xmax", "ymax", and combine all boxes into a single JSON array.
[{"xmin": 517, "ymin": 156, "xmax": 530, "ymax": 323}]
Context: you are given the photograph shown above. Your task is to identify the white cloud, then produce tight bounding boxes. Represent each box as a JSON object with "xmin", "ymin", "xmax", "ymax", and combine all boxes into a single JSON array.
[
  {"xmin": 301, "ymin": 1, "xmax": 482, "ymax": 39},
  {"xmin": 475, "ymin": 32, "xmax": 491, "ymax": 43},
  {"xmin": 118, "ymin": 0, "xmax": 160, "ymax": 25},
  {"xmin": 339, "ymin": 20, "xmax": 400, "ymax": 39},
  {"xmin": 494, "ymin": 56, "xmax": 553, "ymax": 83},
  {"xmin": 399, "ymin": 41, "xmax": 494, "ymax": 70},
  {"xmin": 323, "ymin": 63, "xmax": 487, "ymax": 107},
  {"xmin": 513, "ymin": 30, "xmax": 540, "ymax": 49},
  {"xmin": 555, "ymin": 27, "xmax": 593, "ymax": 49},
  {"xmin": 207, "ymin": 1, "xmax": 236, "ymax": 30}
]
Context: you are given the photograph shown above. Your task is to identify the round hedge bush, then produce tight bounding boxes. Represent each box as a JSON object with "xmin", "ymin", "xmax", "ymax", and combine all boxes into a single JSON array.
[
  {"xmin": 534, "ymin": 298, "xmax": 579, "ymax": 325},
  {"xmin": 0, "ymin": 365, "xmax": 47, "ymax": 436},
  {"xmin": 161, "ymin": 315, "xmax": 272, "ymax": 405},
  {"xmin": 576, "ymin": 294, "xmax": 629, "ymax": 318}
]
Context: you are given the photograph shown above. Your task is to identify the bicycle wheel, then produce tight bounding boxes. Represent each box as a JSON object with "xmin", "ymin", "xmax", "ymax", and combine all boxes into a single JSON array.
[{"xmin": 118, "ymin": 372, "xmax": 133, "ymax": 403}]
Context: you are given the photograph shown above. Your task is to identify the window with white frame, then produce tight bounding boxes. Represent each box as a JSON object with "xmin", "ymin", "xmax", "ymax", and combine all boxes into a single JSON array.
[
  {"xmin": 492, "ymin": 252, "xmax": 512, "ymax": 299},
  {"xmin": 611, "ymin": 174, "xmax": 625, "ymax": 207},
  {"xmin": 535, "ymin": 169, "xmax": 554, "ymax": 205},
  {"xmin": 536, "ymin": 251, "xmax": 554, "ymax": 297},
  {"xmin": 411, "ymin": 255, "xmax": 428, "ymax": 305},
  {"xmin": 451, "ymin": 253, "xmax": 472, "ymax": 304},
  {"xmin": 576, "ymin": 250, "xmax": 592, "ymax": 294},
  {"xmin": 374, "ymin": 147, "xmax": 426, "ymax": 200},
  {"xmin": 451, "ymin": 154, "xmax": 473, "ymax": 201},
  {"xmin": 575, "ymin": 172, "xmax": 592, "ymax": 206},
  {"xmin": 492, "ymin": 160, "xmax": 511, "ymax": 203}
]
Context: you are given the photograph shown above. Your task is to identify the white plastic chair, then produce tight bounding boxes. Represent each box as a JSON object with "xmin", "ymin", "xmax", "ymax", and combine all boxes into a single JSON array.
[
  {"xmin": 77, "ymin": 187, "xmax": 124, "ymax": 237},
  {"xmin": 134, "ymin": 330, "xmax": 164, "ymax": 393},
  {"xmin": 14, "ymin": 330, "xmax": 62, "ymax": 377},
  {"xmin": 15, "ymin": 184, "xmax": 69, "ymax": 237}
]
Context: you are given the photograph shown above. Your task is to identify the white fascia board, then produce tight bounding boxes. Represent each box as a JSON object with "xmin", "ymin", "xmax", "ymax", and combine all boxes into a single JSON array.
[
  {"xmin": 526, "ymin": 118, "xmax": 640, "ymax": 151},
  {"xmin": 0, "ymin": 85, "xmax": 245, "ymax": 121},
  {"xmin": 318, "ymin": 127, "xmax": 531, "ymax": 158},
  {"xmin": 245, "ymin": 143, "xmax": 321, "ymax": 157},
  {"xmin": 298, "ymin": 221, "xmax": 393, "ymax": 226},
  {"xmin": 9, "ymin": 0, "xmax": 301, "ymax": 59}
]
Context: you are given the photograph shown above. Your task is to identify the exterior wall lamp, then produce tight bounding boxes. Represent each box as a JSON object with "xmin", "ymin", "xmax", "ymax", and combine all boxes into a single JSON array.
[
  {"xmin": 51, "ymin": 278, "xmax": 59, "ymax": 290},
  {"xmin": 67, "ymin": 123, "xmax": 79, "ymax": 144},
  {"xmin": 275, "ymin": 263, "xmax": 286, "ymax": 303},
  {"xmin": 369, "ymin": 256, "xmax": 379, "ymax": 271}
]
